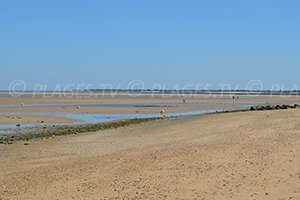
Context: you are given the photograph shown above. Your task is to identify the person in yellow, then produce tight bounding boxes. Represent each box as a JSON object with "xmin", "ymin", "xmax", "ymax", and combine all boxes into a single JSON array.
[{"xmin": 160, "ymin": 109, "xmax": 166, "ymax": 117}]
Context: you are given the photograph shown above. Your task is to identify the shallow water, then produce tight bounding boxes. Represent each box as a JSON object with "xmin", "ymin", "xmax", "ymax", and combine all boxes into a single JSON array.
[
  {"xmin": 0, "ymin": 101, "xmax": 269, "ymax": 109},
  {"xmin": 0, "ymin": 101, "xmax": 278, "ymax": 134},
  {"xmin": 0, "ymin": 109, "xmax": 222, "ymax": 134}
]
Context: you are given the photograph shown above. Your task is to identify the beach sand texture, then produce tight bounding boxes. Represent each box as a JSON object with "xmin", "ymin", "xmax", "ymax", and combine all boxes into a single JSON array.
[{"xmin": 0, "ymin": 108, "xmax": 299, "ymax": 199}]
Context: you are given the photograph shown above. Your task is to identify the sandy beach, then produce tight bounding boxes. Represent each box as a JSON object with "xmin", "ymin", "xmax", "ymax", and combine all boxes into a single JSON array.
[
  {"xmin": 0, "ymin": 93, "xmax": 238, "ymax": 125},
  {"xmin": 0, "ymin": 93, "xmax": 244, "ymax": 125},
  {"xmin": 0, "ymin": 108, "xmax": 299, "ymax": 199},
  {"xmin": 0, "ymin": 93, "xmax": 299, "ymax": 125},
  {"xmin": 2, "ymin": 1, "xmax": 299, "ymax": 199}
]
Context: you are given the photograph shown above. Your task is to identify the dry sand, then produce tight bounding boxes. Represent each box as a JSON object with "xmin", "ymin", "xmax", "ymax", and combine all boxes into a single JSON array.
[{"xmin": 0, "ymin": 109, "xmax": 299, "ymax": 199}]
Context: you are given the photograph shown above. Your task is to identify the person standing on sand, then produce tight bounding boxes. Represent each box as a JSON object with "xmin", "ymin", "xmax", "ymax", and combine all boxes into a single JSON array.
[{"xmin": 160, "ymin": 109, "xmax": 166, "ymax": 117}]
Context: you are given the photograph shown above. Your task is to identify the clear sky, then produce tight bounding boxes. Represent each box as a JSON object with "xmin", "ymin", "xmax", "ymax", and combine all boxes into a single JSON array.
[{"xmin": 0, "ymin": 0, "xmax": 299, "ymax": 90}]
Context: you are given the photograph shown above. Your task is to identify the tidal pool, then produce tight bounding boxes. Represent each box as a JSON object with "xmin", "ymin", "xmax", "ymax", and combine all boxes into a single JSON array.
[{"xmin": 0, "ymin": 109, "xmax": 223, "ymax": 134}]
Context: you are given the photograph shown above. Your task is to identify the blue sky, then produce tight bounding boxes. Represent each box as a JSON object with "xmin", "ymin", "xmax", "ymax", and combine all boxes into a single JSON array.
[{"xmin": 0, "ymin": 0, "xmax": 299, "ymax": 90}]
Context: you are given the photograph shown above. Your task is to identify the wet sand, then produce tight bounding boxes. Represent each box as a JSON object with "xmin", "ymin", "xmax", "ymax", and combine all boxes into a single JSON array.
[
  {"xmin": 0, "ymin": 109, "xmax": 299, "ymax": 199},
  {"xmin": 0, "ymin": 93, "xmax": 246, "ymax": 125},
  {"xmin": 0, "ymin": 103, "xmax": 243, "ymax": 115},
  {"xmin": 0, "ymin": 93, "xmax": 299, "ymax": 124},
  {"xmin": 0, "ymin": 92, "xmax": 299, "ymax": 106},
  {"xmin": 0, "ymin": 94, "xmax": 245, "ymax": 125},
  {"xmin": 0, "ymin": 114, "xmax": 76, "ymax": 125}
]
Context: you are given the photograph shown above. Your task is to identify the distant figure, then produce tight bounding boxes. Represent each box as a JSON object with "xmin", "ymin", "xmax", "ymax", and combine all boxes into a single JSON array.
[
  {"xmin": 160, "ymin": 109, "xmax": 166, "ymax": 117},
  {"xmin": 20, "ymin": 102, "xmax": 24, "ymax": 107},
  {"xmin": 232, "ymin": 96, "xmax": 235, "ymax": 100},
  {"xmin": 76, "ymin": 105, "xmax": 80, "ymax": 109},
  {"xmin": 182, "ymin": 99, "xmax": 186, "ymax": 103},
  {"xmin": 237, "ymin": 96, "xmax": 240, "ymax": 100}
]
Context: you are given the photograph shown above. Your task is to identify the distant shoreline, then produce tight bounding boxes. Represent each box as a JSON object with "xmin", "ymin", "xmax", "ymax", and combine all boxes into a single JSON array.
[{"xmin": 1, "ymin": 90, "xmax": 300, "ymax": 95}]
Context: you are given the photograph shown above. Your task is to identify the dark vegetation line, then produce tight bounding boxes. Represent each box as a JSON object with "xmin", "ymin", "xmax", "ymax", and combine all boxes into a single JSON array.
[
  {"xmin": 0, "ymin": 118, "xmax": 161, "ymax": 144},
  {"xmin": 0, "ymin": 103, "xmax": 299, "ymax": 144}
]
